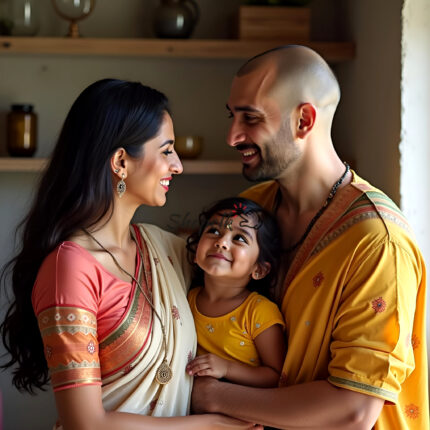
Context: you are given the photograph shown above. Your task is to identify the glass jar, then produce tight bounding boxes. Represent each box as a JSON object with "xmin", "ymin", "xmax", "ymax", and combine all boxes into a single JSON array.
[
  {"xmin": 8, "ymin": 0, "xmax": 39, "ymax": 36},
  {"xmin": 7, "ymin": 104, "xmax": 38, "ymax": 157}
]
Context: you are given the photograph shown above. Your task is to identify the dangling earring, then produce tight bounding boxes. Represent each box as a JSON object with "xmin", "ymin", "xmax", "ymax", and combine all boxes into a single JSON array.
[{"xmin": 117, "ymin": 173, "xmax": 126, "ymax": 198}]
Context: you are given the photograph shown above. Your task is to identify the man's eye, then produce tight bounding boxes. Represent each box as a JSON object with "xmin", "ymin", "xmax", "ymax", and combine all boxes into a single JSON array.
[
  {"xmin": 244, "ymin": 114, "xmax": 259, "ymax": 123},
  {"xmin": 227, "ymin": 111, "xmax": 234, "ymax": 118},
  {"xmin": 163, "ymin": 149, "xmax": 173, "ymax": 155}
]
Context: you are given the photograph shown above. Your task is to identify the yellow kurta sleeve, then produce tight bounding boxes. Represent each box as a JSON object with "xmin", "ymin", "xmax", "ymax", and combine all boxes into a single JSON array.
[{"xmin": 328, "ymin": 237, "xmax": 422, "ymax": 403}]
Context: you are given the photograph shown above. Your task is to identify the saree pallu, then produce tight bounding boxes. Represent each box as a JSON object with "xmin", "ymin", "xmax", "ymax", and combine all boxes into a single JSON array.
[
  {"xmin": 34, "ymin": 223, "xmax": 196, "ymax": 423},
  {"xmin": 101, "ymin": 224, "xmax": 196, "ymax": 416}
]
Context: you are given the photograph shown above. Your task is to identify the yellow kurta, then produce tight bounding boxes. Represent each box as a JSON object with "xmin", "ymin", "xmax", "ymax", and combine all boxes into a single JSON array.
[
  {"xmin": 188, "ymin": 287, "xmax": 284, "ymax": 367},
  {"xmin": 241, "ymin": 172, "xmax": 428, "ymax": 430}
]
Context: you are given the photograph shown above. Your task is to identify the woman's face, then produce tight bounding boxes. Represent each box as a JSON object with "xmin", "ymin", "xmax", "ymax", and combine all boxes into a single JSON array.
[{"xmin": 126, "ymin": 113, "xmax": 183, "ymax": 207}]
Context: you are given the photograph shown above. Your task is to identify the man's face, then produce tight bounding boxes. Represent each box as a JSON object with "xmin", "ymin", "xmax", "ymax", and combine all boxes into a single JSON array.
[{"xmin": 226, "ymin": 71, "xmax": 300, "ymax": 182}]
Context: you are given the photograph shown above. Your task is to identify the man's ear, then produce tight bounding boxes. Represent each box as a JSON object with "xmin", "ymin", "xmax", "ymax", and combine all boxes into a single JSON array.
[
  {"xmin": 296, "ymin": 103, "xmax": 316, "ymax": 139},
  {"xmin": 252, "ymin": 261, "xmax": 271, "ymax": 280}
]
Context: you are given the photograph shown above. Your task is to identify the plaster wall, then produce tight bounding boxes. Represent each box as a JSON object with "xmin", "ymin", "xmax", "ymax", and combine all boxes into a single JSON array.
[
  {"xmin": 401, "ymin": 0, "xmax": 430, "ymax": 357},
  {"xmin": 332, "ymin": 0, "xmax": 402, "ymax": 204}
]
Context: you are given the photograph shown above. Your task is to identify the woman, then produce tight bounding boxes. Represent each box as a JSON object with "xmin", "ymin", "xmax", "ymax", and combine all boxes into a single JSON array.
[{"xmin": 0, "ymin": 79, "xmax": 259, "ymax": 429}]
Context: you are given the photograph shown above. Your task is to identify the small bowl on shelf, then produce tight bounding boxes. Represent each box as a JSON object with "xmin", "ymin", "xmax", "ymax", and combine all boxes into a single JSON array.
[{"xmin": 175, "ymin": 135, "xmax": 203, "ymax": 159}]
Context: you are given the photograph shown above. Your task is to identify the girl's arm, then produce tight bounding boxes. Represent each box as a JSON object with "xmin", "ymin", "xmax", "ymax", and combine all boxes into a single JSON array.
[
  {"xmin": 55, "ymin": 385, "xmax": 261, "ymax": 430},
  {"xmin": 186, "ymin": 323, "xmax": 285, "ymax": 388}
]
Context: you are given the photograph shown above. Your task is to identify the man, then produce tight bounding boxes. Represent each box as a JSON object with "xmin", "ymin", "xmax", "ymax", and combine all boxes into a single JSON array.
[{"xmin": 190, "ymin": 45, "xmax": 428, "ymax": 429}]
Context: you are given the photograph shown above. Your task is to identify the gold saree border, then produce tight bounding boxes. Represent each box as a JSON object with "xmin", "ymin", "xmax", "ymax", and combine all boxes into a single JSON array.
[{"xmin": 98, "ymin": 226, "xmax": 153, "ymax": 379}]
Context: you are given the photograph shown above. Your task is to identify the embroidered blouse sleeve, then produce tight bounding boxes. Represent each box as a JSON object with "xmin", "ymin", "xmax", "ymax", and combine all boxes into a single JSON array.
[
  {"xmin": 32, "ymin": 243, "xmax": 102, "ymax": 392},
  {"xmin": 328, "ymin": 238, "xmax": 423, "ymax": 403}
]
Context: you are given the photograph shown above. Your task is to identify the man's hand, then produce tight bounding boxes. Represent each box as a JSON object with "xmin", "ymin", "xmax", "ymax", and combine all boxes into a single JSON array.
[
  {"xmin": 187, "ymin": 353, "xmax": 230, "ymax": 379},
  {"xmin": 191, "ymin": 376, "xmax": 221, "ymax": 414}
]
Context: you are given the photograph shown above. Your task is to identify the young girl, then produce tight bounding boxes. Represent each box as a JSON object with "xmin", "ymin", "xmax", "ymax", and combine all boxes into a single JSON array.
[{"xmin": 186, "ymin": 198, "xmax": 286, "ymax": 388}]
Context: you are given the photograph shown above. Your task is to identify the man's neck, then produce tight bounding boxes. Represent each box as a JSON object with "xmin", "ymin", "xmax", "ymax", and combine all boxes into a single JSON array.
[{"xmin": 274, "ymin": 155, "xmax": 351, "ymax": 250}]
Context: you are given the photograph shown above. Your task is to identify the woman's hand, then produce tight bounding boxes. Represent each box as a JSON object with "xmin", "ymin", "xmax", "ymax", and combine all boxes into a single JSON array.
[
  {"xmin": 187, "ymin": 353, "xmax": 230, "ymax": 379},
  {"xmin": 206, "ymin": 413, "xmax": 263, "ymax": 430}
]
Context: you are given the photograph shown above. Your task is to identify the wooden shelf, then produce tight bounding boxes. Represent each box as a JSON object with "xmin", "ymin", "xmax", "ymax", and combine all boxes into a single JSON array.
[
  {"xmin": 0, "ymin": 158, "xmax": 242, "ymax": 175},
  {"xmin": 0, "ymin": 37, "xmax": 355, "ymax": 62},
  {"xmin": 0, "ymin": 157, "xmax": 48, "ymax": 172}
]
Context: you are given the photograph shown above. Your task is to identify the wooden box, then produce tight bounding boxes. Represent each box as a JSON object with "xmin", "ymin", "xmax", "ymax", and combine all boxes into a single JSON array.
[{"xmin": 238, "ymin": 6, "xmax": 311, "ymax": 41}]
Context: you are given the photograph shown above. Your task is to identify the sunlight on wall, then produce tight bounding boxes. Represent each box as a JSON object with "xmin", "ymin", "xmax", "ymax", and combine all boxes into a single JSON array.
[{"xmin": 400, "ymin": 0, "xmax": 430, "ymax": 359}]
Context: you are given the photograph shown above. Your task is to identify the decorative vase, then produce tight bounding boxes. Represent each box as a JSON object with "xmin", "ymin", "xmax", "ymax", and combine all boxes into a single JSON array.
[
  {"xmin": 8, "ymin": 0, "xmax": 39, "ymax": 36},
  {"xmin": 52, "ymin": 0, "xmax": 96, "ymax": 38},
  {"xmin": 154, "ymin": 0, "xmax": 199, "ymax": 39},
  {"xmin": 175, "ymin": 136, "xmax": 203, "ymax": 159}
]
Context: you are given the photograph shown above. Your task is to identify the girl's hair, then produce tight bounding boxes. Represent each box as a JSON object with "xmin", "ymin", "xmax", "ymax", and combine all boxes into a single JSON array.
[
  {"xmin": 187, "ymin": 197, "xmax": 282, "ymax": 296},
  {"xmin": 0, "ymin": 79, "xmax": 170, "ymax": 393}
]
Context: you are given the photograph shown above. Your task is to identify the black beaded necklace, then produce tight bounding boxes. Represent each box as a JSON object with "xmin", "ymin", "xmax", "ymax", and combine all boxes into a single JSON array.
[{"xmin": 280, "ymin": 162, "xmax": 350, "ymax": 253}]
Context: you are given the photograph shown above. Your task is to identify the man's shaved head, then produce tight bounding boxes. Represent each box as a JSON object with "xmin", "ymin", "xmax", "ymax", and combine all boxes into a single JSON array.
[
  {"xmin": 236, "ymin": 45, "xmax": 340, "ymax": 114},
  {"xmin": 226, "ymin": 45, "xmax": 341, "ymax": 182}
]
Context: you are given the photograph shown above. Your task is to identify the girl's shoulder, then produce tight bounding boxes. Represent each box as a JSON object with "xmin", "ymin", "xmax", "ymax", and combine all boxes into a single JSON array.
[
  {"xmin": 187, "ymin": 286, "xmax": 202, "ymax": 301},
  {"xmin": 245, "ymin": 292, "xmax": 284, "ymax": 319}
]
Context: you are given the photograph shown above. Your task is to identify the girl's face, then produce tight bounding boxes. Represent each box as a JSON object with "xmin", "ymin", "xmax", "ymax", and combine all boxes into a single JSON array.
[{"xmin": 195, "ymin": 211, "xmax": 262, "ymax": 284}]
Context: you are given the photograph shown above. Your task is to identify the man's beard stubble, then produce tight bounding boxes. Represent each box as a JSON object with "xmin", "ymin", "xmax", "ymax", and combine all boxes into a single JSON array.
[{"xmin": 243, "ymin": 121, "xmax": 300, "ymax": 182}]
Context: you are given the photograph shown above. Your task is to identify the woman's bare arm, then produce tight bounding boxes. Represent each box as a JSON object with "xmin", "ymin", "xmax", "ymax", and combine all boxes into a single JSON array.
[{"xmin": 55, "ymin": 385, "xmax": 261, "ymax": 430}]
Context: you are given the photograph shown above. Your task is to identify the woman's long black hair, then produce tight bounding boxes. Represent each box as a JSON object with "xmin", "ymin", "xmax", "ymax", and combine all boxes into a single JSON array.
[
  {"xmin": 186, "ymin": 197, "xmax": 282, "ymax": 297},
  {"xmin": 0, "ymin": 79, "xmax": 170, "ymax": 393}
]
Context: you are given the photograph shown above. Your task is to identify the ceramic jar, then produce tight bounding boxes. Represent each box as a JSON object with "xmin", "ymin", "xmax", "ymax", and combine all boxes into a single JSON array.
[{"xmin": 154, "ymin": 0, "xmax": 199, "ymax": 39}]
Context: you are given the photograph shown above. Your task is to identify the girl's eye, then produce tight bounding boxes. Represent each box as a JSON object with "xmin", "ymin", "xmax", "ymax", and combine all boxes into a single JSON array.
[
  {"xmin": 163, "ymin": 149, "xmax": 173, "ymax": 156},
  {"xmin": 206, "ymin": 227, "xmax": 220, "ymax": 235},
  {"xmin": 234, "ymin": 234, "xmax": 247, "ymax": 244}
]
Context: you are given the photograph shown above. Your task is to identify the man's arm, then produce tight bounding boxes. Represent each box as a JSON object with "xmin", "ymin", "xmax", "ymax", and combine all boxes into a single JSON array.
[{"xmin": 192, "ymin": 377, "xmax": 384, "ymax": 430}]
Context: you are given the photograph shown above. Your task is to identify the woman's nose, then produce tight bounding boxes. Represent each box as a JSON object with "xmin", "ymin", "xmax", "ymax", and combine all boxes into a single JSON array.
[{"xmin": 171, "ymin": 151, "xmax": 183, "ymax": 175}]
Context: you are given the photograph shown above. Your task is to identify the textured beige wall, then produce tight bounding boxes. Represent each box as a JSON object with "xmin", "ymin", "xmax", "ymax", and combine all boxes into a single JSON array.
[{"xmin": 331, "ymin": 0, "xmax": 402, "ymax": 204}]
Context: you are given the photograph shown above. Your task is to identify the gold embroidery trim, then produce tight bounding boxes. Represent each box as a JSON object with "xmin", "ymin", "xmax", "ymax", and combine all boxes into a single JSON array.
[{"xmin": 328, "ymin": 376, "xmax": 397, "ymax": 402}]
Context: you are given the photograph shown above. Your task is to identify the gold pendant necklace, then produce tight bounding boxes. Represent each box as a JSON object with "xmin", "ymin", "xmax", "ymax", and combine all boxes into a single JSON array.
[{"xmin": 82, "ymin": 227, "xmax": 172, "ymax": 385}]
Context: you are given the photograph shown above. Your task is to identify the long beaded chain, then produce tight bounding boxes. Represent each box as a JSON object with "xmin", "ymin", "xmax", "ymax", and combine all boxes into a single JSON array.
[
  {"xmin": 82, "ymin": 227, "xmax": 173, "ymax": 384},
  {"xmin": 282, "ymin": 162, "xmax": 350, "ymax": 253}
]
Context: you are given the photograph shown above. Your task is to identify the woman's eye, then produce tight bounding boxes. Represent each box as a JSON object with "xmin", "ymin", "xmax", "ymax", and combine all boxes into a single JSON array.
[
  {"xmin": 163, "ymin": 149, "xmax": 173, "ymax": 156},
  {"xmin": 227, "ymin": 111, "xmax": 234, "ymax": 118}
]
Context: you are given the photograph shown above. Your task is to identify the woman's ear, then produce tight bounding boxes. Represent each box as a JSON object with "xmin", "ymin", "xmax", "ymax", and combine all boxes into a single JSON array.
[
  {"xmin": 252, "ymin": 261, "xmax": 271, "ymax": 280},
  {"xmin": 110, "ymin": 148, "xmax": 128, "ymax": 178}
]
